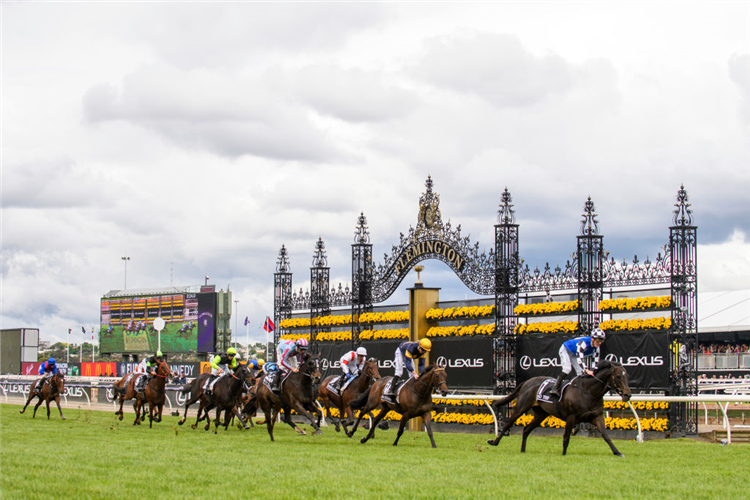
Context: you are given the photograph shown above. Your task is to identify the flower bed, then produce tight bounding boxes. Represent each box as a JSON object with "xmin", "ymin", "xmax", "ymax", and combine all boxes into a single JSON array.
[
  {"xmin": 599, "ymin": 296, "xmax": 671, "ymax": 312},
  {"xmin": 279, "ymin": 310, "xmax": 409, "ymax": 330},
  {"xmin": 426, "ymin": 324, "xmax": 496, "ymax": 337},
  {"xmin": 515, "ymin": 321, "xmax": 578, "ymax": 335},
  {"xmin": 514, "ymin": 300, "xmax": 579, "ymax": 316},
  {"xmin": 278, "ymin": 328, "xmax": 409, "ymax": 342},
  {"xmin": 426, "ymin": 305, "xmax": 494, "ymax": 320},
  {"xmin": 599, "ymin": 317, "xmax": 671, "ymax": 331}
]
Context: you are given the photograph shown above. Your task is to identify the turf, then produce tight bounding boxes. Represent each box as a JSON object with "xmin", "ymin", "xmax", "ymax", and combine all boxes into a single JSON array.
[{"xmin": 1, "ymin": 403, "xmax": 746, "ymax": 499}]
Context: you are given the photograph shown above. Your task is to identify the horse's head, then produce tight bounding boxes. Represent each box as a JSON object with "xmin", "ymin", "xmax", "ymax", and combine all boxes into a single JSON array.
[
  {"xmin": 364, "ymin": 358, "xmax": 381, "ymax": 380},
  {"xmin": 598, "ymin": 361, "xmax": 631, "ymax": 402},
  {"xmin": 238, "ymin": 364, "xmax": 256, "ymax": 388},
  {"xmin": 300, "ymin": 353, "xmax": 322, "ymax": 385},
  {"xmin": 427, "ymin": 365, "xmax": 448, "ymax": 397},
  {"xmin": 157, "ymin": 361, "xmax": 172, "ymax": 379},
  {"xmin": 53, "ymin": 370, "xmax": 65, "ymax": 394}
]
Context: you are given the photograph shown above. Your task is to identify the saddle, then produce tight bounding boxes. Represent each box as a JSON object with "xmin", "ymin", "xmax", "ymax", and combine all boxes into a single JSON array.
[
  {"xmin": 326, "ymin": 375, "xmax": 353, "ymax": 395},
  {"xmin": 536, "ymin": 378, "xmax": 572, "ymax": 404},
  {"xmin": 381, "ymin": 378, "xmax": 407, "ymax": 405},
  {"xmin": 262, "ymin": 371, "xmax": 291, "ymax": 393}
]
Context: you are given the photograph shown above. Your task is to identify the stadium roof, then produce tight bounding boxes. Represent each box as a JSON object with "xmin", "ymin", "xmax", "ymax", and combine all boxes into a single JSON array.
[
  {"xmin": 698, "ymin": 290, "xmax": 750, "ymax": 332},
  {"xmin": 102, "ymin": 285, "xmax": 204, "ymax": 298}
]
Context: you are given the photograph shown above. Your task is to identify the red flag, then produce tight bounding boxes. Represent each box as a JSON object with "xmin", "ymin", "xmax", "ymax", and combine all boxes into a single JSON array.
[{"xmin": 263, "ymin": 316, "xmax": 275, "ymax": 333}]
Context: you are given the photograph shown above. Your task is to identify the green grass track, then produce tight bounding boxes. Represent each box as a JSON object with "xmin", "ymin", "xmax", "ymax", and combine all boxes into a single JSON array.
[{"xmin": 1, "ymin": 404, "xmax": 746, "ymax": 499}]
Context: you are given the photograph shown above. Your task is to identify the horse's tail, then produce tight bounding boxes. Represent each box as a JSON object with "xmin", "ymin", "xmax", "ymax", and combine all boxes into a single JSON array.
[
  {"xmin": 491, "ymin": 384, "xmax": 523, "ymax": 412},
  {"xmin": 112, "ymin": 382, "xmax": 126, "ymax": 396},
  {"xmin": 348, "ymin": 387, "xmax": 372, "ymax": 410}
]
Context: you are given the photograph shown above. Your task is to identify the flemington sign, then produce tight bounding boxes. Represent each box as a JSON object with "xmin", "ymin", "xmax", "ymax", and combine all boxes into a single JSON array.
[{"xmin": 392, "ymin": 240, "xmax": 465, "ymax": 276}]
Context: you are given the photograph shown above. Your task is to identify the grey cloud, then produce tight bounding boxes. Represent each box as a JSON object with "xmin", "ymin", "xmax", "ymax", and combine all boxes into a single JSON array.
[
  {"xmin": 82, "ymin": 65, "xmax": 341, "ymax": 162},
  {"xmin": 411, "ymin": 33, "xmax": 575, "ymax": 107},
  {"xmin": 292, "ymin": 65, "xmax": 419, "ymax": 122}
]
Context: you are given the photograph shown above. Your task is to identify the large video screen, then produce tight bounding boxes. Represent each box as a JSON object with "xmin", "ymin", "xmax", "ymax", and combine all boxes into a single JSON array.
[{"xmin": 100, "ymin": 292, "xmax": 215, "ymax": 354}]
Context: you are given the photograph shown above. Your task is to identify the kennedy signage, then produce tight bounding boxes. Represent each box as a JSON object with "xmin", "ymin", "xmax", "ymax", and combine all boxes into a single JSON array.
[{"xmin": 516, "ymin": 332, "xmax": 668, "ymax": 390}]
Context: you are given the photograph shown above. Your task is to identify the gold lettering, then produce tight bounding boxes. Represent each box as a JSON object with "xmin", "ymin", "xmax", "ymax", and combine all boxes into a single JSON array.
[
  {"xmin": 447, "ymin": 248, "xmax": 456, "ymax": 264},
  {"xmin": 454, "ymin": 253, "xmax": 464, "ymax": 271},
  {"xmin": 433, "ymin": 242, "xmax": 442, "ymax": 255},
  {"xmin": 425, "ymin": 241, "xmax": 434, "ymax": 254}
]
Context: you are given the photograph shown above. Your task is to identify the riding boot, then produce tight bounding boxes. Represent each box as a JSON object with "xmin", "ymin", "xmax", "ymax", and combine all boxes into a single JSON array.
[
  {"xmin": 271, "ymin": 371, "xmax": 282, "ymax": 393},
  {"xmin": 387, "ymin": 375, "xmax": 400, "ymax": 397},
  {"xmin": 337, "ymin": 375, "xmax": 346, "ymax": 393},
  {"xmin": 549, "ymin": 373, "xmax": 566, "ymax": 398}
]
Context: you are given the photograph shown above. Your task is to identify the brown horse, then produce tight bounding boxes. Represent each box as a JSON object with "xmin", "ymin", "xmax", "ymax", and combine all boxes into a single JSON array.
[
  {"xmin": 486, "ymin": 360, "xmax": 632, "ymax": 456},
  {"xmin": 348, "ymin": 365, "xmax": 448, "ymax": 448},
  {"xmin": 256, "ymin": 352, "xmax": 323, "ymax": 441},
  {"xmin": 317, "ymin": 358, "xmax": 381, "ymax": 433},
  {"xmin": 178, "ymin": 364, "xmax": 255, "ymax": 433},
  {"xmin": 112, "ymin": 361, "xmax": 172, "ymax": 426},
  {"xmin": 19, "ymin": 371, "xmax": 66, "ymax": 420}
]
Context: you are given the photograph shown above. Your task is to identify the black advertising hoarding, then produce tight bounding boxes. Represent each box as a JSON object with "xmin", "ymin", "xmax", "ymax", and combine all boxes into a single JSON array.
[
  {"xmin": 314, "ymin": 337, "xmax": 492, "ymax": 389},
  {"xmin": 197, "ymin": 292, "xmax": 216, "ymax": 352},
  {"xmin": 430, "ymin": 336, "xmax": 493, "ymax": 389},
  {"xmin": 516, "ymin": 332, "xmax": 668, "ymax": 390}
]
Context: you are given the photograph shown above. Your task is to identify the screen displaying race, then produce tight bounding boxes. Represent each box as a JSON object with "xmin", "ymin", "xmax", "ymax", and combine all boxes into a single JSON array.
[{"xmin": 99, "ymin": 292, "xmax": 211, "ymax": 353}]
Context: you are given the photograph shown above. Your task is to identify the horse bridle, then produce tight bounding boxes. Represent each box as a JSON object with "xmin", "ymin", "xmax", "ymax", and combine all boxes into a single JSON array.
[{"xmin": 590, "ymin": 367, "xmax": 626, "ymax": 397}]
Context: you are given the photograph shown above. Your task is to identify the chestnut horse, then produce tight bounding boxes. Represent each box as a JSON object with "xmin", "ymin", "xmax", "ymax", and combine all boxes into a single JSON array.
[
  {"xmin": 486, "ymin": 360, "xmax": 632, "ymax": 456},
  {"xmin": 19, "ymin": 370, "xmax": 66, "ymax": 420},
  {"xmin": 112, "ymin": 361, "xmax": 172, "ymax": 426},
  {"xmin": 256, "ymin": 352, "xmax": 323, "ymax": 441},
  {"xmin": 317, "ymin": 358, "xmax": 381, "ymax": 433},
  {"xmin": 348, "ymin": 365, "xmax": 448, "ymax": 448}
]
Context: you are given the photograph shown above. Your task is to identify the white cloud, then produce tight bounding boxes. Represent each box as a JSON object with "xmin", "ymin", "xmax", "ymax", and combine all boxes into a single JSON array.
[{"xmin": 699, "ymin": 230, "xmax": 750, "ymax": 293}]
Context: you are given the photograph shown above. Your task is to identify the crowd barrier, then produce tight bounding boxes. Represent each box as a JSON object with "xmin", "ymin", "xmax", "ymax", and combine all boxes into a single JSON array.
[
  {"xmin": 698, "ymin": 353, "xmax": 750, "ymax": 370},
  {"xmin": 2, "ymin": 376, "xmax": 748, "ymax": 444}
]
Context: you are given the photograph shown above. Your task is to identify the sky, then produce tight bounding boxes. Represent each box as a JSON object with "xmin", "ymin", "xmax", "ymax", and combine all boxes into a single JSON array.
[{"xmin": 2, "ymin": 2, "xmax": 749, "ymax": 346}]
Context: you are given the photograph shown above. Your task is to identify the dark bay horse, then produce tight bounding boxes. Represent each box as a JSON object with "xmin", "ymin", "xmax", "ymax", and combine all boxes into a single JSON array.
[
  {"xmin": 179, "ymin": 364, "xmax": 255, "ymax": 433},
  {"xmin": 487, "ymin": 360, "xmax": 632, "ymax": 456},
  {"xmin": 19, "ymin": 371, "xmax": 66, "ymax": 420},
  {"xmin": 256, "ymin": 352, "xmax": 323, "ymax": 441},
  {"xmin": 317, "ymin": 358, "xmax": 381, "ymax": 433},
  {"xmin": 112, "ymin": 361, "xmax": 172, "ymax": 426},
  {"xmin": 348, "ymin": 365, "xmax": 448, "ymax": 448}
]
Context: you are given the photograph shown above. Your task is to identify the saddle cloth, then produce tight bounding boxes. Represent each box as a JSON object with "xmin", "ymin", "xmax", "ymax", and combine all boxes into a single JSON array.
[
  {"xmin": 380, "ymin": 378, "xmax": 407, "ymax": 405},
  {"xmin": 262, "ymin": 372, "xmax": 291, "ymax": 392},
  {"xmin": 325, "ymin": 375, "xmax": 354, "ymax": 395},
  {"xmin": 536, "ymin": 378, "xmax": 572, "ymax": 403}
]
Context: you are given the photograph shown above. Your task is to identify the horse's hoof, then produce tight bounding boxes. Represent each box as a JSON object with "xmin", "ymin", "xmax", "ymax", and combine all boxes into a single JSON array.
[
  {"xmin": 178, "ymin": 419, "xmax": 185, "ymax": 426},
  {"xmin": 487, "ymin": 439, "xmax": 499, "ymax": 446},
  {"xmin": 61, "ymin": 416, "xmax": 66, "ymax": 421},
  {"xmin": 360, "ymin": 437, "xmax": 367, "ymax": 444},
  {"xmin": 615, "ymin": 452, "xmax": 625, "ymax": 458},
  {"xmin": 119, "ymin": 415, "xmax": 123, "ymax": 421},
  {"xmin": 315, "ymin": 429, "xmax": 322, "ymax": 435},
  {"xmin": 334, "ymin": 426, "xmax": 340, "ymax": 433},
  {"xmin": 191, "ymin": 424, "xmax": 197, "ymax": 430}
]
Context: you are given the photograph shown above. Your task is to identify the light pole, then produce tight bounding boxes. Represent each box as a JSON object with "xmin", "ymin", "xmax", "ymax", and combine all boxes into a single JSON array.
[
  {"xmin": 121, "ymin": 256, "xmax": 130, "ymax": 289},
  {"xmin": 234, "ymin": 300, "xmax": 239, "ymax": 352}
]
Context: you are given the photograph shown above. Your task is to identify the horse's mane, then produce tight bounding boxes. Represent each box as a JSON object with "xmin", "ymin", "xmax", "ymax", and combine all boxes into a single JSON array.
[{"xmin": 594, "ymin": 359, "xmax": 621, "ymax": 374}]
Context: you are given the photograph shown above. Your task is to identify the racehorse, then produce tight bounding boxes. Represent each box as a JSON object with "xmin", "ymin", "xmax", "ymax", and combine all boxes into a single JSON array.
[
  {"xmin": 19, "ymin": 370, "xmax": 66, "ymax": 420},
  {"xmin": 348, "ymin": 365, "xmax": 448, "ymax": 448},
  {"xmin": 256, "ymin": 352, "xmax": 323, "ymax": 441},
  {"xmin": 178, "ymin": 364, "xmax": 255, "ymax": 433},
  {"xmin": 112, "ymin": 361, "xmax": 172, "ymax": 426},
  {"xmin": 317, "ymin": 358, "xmax": 381, "ymax": 433},
  {"xmin": 486, "ymin": 360, "xmax": 632, "ymax": 456}
]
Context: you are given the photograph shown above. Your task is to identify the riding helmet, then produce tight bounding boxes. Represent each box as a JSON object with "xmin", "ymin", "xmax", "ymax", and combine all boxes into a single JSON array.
[
  {"xmin": 356, "ymin": 347, "xmax": 367, "ymax": 356},
  {"xmin": 156, "ymin": 350, "xmax": 163, "ymax": 357},
  {"xmin": 227, "ymin": 347, "xmax": 237, "ymax": 355},
  {"xmin": 419, "ymin": 338, "xmax": 432, "ymax": 351},
  {"xmin": 48, "ymin": 358, "xmax": 56, "ymax": 365},
  {"xmin": 296, "ymin": 338, "xmax": 309, "ymax": 349},
  {"xmin": 591, "ymin": 328, "xmax": 606, "ymax": 340}
]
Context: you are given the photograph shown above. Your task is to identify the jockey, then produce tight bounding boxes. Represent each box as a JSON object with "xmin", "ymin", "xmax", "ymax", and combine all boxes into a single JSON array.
[
  {"xmin": 247, "ymin": 358, "xmax": 265, "ymax": 376},
  {"xmin": 336, "ymin": 347, "xmax": 367, "ymax": 392},
  {"xmin": 135, "ymin": 351, "xmax": 163, "ymax": 394},
  {"xmin": 385, "ymin": 338, "xmax": 431, "ymax": 397},
  {"xmin": 204, "ymin": 347, "xmax": 239, "ymax": 396},
  {"xmin": 36, "ymin": 358, "xmax": 57, "ymax": 394},
  {"xmin": 549, "ymin": 328, "xmax": 606, "ymax": 397},
  {"xmin": 271, "ymin": 338, "xmax": 308, "ymax": 392}
]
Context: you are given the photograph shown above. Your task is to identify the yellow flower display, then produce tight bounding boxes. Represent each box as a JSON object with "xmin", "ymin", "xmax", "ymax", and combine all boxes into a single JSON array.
[
  {"xmin": 426, "ymin": 324, "xmax": 496, "ymax": 337},
  {"xmin": 359, "ymin": 328, "xmax": 409, "ymax": 340},
  {"xmin": 280, "ymin": 311, "xmax": 409, "ymax": 330},
  {"xmin": 599, "ymin": 317, "xmax": 671, "ymax": 331},
  {"xmin": 598, "ymin": 296, "xmax": 671, "ymax": 312},
  {"xmin": 425, "ymin": 305, "xmax": 495, "ymax": 320},
  {"xmin": 514, "ymin": 300, "xmax": 579, "ymax": 316},
  {"xmin": 515, "ymin": 321, "xmax": 579, "ymax": 335}
]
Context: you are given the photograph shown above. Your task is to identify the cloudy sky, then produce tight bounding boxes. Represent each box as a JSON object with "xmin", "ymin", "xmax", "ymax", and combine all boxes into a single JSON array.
[{"xmin": 2, "ymin": 2, "xmax": 749, "ymax": 345}]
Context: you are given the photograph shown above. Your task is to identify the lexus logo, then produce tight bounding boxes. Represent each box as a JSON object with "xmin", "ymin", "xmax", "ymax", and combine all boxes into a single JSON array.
[
  {"xmin": 321, "ymin": 359, "xmax": 330, "ymax": 371},
  {"xmin": 520, "ymin": 356, "xmax": 531, "ymax": 370},
  {"xmin": 436, "ymin": 356, "xmax": 448, "ymax": 367}
]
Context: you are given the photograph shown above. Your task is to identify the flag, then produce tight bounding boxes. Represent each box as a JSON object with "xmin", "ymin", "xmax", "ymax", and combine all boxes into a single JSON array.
[
  {"xmin": 244, "ymin": 316, "xmax": 249, "ymax": 327},
  {"xmin": 263, "ymin": 316, "xmax": 275, "ymax": 333},
  {"xmin": 82, "ymin": 326, "xmax": 86, "ymax": 333}
]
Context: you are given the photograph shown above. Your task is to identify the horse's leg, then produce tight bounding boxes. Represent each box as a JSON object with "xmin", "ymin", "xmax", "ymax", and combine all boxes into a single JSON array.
[
  {"xmin": 231, "ymin": 405, "xmax": 250, "ymax": 430},
  {"xmin": 32, "ymin": 397, "xmax": 43, "ymax": 418},
  {"xmin": 156, "ymin": 403, "xmax": 163, "ymax": 422},
  {"xmin": 19, "ymin": 391, "xmax": 35, "ymax": 414},
  {"xmin": 213, "ymin": 407, "xmax": 222, "ymax": 434},
  {"xmin": 117, "ymin": 394, "xmax": 125, "ymax": 420},
  {"xmin": 46, "ymin": 396, "xmax": 52, "ymax": 419},
  {"xmin": 520, "ymin": 408, "xmax": 548, "ymax": 453},
  {"xmin": 133, "ymin": 399, "xmax": 141, "ymax": 426},
  {"xmin": 191, "ymin": 401, "xmax": 204, "ymax": 429},
  {"xmin": 392, "ymin": 413, "xmax": 410, "ymax": 447},
  {"xmin": 360, "ymin": 405, "xmax": 388, "ymax": 444},
  {"xmin": 593, "ymin": 414, "xmax": 624, "ymax": 457},
  {"xmin": 488, "ymin": 398, "xmax": 533, "ymax": 446},
  {"xmin": 423, "ymin": 411, "xmax": 437, "ymax": 449},
  {"xmin": 562, "ymin": 415, "xmax": 577, "ymax": 455}
]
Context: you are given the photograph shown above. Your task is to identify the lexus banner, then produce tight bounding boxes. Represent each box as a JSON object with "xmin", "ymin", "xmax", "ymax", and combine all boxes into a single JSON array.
[{"xmin": 516, "ymin": 332, "xmax": 668, "ymax": 390}]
